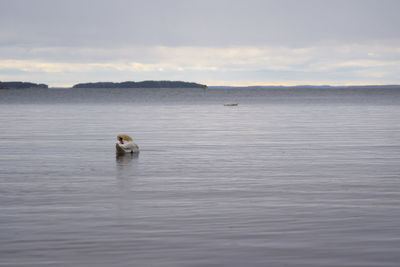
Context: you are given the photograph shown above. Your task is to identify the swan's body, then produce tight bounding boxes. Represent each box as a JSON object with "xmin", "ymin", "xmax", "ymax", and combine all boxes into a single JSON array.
[{"xmin": 116, "ymin": 134, "xmax": 139, "ymax": 154}]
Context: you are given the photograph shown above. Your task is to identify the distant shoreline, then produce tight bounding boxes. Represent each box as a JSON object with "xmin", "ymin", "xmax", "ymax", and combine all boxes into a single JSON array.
[
  {"xmin": 0, "ymin": 80, "xmax": 206, "ymax": 90},
  {"xmin": 0, "ymin": 81, "xmax": 48, "ymax": 90},
  {"xmin": 1, "ymin": 80, "xmax": 400, "ymax": 90},
  {"xmin": 209, "ymin": 85, "xmax": 400, "ymax": 89},
  {"xmin": 72, "ymin": 80, "xmax": 205, "ymax": 89}
]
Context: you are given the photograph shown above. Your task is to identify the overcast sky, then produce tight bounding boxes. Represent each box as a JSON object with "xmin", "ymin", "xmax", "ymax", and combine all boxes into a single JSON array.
[{"xmin": 1, "ymin": 0, "xmax": 400, "ymax": 87}]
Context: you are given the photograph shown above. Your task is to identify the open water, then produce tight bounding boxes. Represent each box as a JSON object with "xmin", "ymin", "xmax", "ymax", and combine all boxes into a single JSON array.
[{"xmin": 0, "ymin": 87, "xmax": 400, "ymax": 266}]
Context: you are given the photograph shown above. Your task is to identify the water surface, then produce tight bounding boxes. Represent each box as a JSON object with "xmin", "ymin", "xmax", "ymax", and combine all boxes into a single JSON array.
[{"xmin": 1, "ymin": 87, "xmax": 400, "ymax": 266}]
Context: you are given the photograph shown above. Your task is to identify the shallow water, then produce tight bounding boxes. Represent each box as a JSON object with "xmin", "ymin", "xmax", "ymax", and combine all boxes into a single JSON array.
[{"xmin": 1, "ymin": 87, "xmax": 400, "ymax": 266}]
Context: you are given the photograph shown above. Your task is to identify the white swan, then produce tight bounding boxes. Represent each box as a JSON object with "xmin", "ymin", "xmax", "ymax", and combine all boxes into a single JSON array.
[{"xmin": 116, "ymin": 134, "xmax": 139, "ymax": 154}]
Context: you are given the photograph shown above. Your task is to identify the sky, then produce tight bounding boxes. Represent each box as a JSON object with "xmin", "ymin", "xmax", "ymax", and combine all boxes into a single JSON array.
[{"xmin": 1, "ymin": 0, "xmax": 400, "ymax": 87}]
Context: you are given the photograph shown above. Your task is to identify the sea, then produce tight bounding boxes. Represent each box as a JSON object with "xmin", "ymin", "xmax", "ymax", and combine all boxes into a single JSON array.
[{"xmin": 0, "ymin": 87, "xmax": 400, "ymax": 267}]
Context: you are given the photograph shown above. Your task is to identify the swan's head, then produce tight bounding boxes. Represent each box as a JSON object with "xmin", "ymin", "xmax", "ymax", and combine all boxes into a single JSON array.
[{"xmin": 117, "ymin": 134, "xmax": 133, "ymax": 142}]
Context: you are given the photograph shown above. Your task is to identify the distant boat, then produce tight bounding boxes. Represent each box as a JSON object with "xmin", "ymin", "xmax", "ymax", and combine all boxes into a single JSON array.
[{"xmin": 224, "ymin": 103, "xmax": 238, "ymax": 106}]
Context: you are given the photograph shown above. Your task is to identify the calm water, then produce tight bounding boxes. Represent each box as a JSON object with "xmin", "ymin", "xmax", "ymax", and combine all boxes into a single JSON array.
[{"xmin": 1, "ymin": 87, "xmax": 400, "ymax": 266}]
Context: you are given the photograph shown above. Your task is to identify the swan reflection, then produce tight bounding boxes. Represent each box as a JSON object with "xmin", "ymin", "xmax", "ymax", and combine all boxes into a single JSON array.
[{"xmin": 116, "ymin": 152, "xmax": 139, "ymax": 165}]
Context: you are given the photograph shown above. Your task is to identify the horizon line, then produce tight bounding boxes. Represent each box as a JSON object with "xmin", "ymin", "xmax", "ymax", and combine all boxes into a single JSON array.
[
  {"xmin": 3, "ymin": 80, "xmax": 400, "ymax": 88},
  {"xmin": 49, "ymin": 83, "xmax": 400, "ymax": 89}
]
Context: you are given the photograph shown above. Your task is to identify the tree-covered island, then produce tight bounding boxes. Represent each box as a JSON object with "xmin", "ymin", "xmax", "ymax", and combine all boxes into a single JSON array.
[
  {"xmin": 72, "ymin": 80, "xmax": 205, "ymax": 88},
  {"xmin": 0, "ymin": 81, "xmax": 48, "ymax": 89}
]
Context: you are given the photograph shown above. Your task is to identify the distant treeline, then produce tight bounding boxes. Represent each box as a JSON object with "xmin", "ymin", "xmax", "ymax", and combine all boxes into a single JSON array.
[
  {"xmin": 209, "ymin": 85, "xmax": 400, "ymax": 89},
  {"xmin": 0, "ymin": 81, "xmax": 48, "ymax": 89},
  {"xmin": 73, "ymin": 80, "xmax": 205, "ymax": 89}
]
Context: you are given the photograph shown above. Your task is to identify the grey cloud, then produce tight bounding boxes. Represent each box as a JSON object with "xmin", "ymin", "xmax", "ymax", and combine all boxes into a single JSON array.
[{"xmin": 1, "ymin": 0, "xmax": 399, "ymax": 47}]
